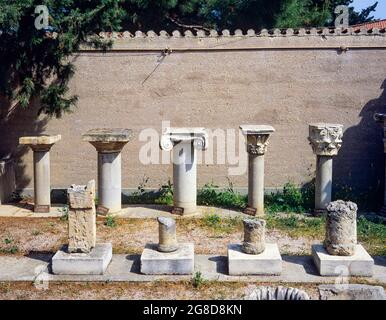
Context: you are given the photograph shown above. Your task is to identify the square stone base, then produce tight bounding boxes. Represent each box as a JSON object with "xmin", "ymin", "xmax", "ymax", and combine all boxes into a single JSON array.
[
  {"xmin": 52, "ymin": 243, "xmax": 112, "ymax": 275},
  {"xmin": 227, "ymin": 243, "xmax": 282, "ymax": 276},
  {"xmin": 312, "ymin": 244, "xmax": 374, "ymax": 277},
  {"xmin": 140, "ymin": 243, "xmax": 194, "ymax": 275}
]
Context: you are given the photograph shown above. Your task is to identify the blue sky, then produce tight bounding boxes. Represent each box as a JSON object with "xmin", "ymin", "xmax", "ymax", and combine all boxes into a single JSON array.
[{"xmin": 352, "ymin": 0, "xmax": 386, "ymax": 19}]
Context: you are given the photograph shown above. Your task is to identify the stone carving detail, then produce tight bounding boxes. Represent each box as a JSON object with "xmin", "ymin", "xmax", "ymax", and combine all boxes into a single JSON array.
[
  {"xmin": 242, "ymin": 219, "xmax": 266, "ymax": 254},
  {"xmin": 159, "ymin": 128, "xmax": 208, "ymax": 151},
  {"xmin": 308, "ymin": 123, "xmax": 343, "ymax": 156},
  {"xmin": 324, "ymin": 200, "xmax": 357, "ymax": 256},
  {"xmin": 157, "ymin": 217, "xmax": 179, "ymax": 252},
  {"xmin": 246, "ymin": 286, "xmax": 310, "ymax": 300},
  {"xmin": 68, "ymin": 180, "xmax": 96, "ymax": 253},
  {"xmin": 246, "ymin": 134, "xmax": 270, "ymax": 155}
]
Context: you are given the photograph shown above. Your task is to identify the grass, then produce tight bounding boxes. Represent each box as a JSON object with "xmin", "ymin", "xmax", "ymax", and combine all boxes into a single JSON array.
[
  {"xmin": 105, "ymin": 215, "xmax": 117, "ymax": 228},
  {"xmin": 357, "ymin": 216, "xmax": 386, "ymax": 256},
  {"xmin": 0, "ymin": 236, "xmax": 19, "ymax": 254},
  {"xmin": 192, "ymin": 271, "xmax": 205, "ymax": 289},
  {"xmin": 201, "ymin": 212, "xmax": 243, "ymax": 236}
]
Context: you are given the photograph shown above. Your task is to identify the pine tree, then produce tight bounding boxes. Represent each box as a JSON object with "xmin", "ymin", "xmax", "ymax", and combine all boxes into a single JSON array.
[{"xmin": 0, "ymin": 0, "xmax": 378, "ymax": 118}]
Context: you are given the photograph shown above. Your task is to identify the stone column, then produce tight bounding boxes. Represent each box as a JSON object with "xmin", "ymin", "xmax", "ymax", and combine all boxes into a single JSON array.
[
  {"xmin": 67, "ymin": 180, "xmax": 96, "ymax": 253},
  {"xmin": 242, "ymin": 218, "xmax": 266, "ymax": 254},
  {"xmin": 19, "ymin": 135, "xmax": 61, "ymax": 212},
  {"xmin": 308, "ymin": 123, "xmax": 343, "ymax": 215},
  {"xmin": 160, "ymin": 127, "xmax": 208, "ymax": 215},
  {"xmin": 82, "ymin": 129, "xmax": 133, "ymax": 214},
  {"xmin": 157, "ymin": 217, "xmax": 178, "ymax": 252},
  {"xmin": 240, "ymin": 125, "xmax": 275, "ymax": 216},
  {"xmin": 374, "ymin": 113, "xmax": 386, "ymax": 215},
  {"xmin": 324, "ymin": 200, "xmax": 357, "ymax": 256}
]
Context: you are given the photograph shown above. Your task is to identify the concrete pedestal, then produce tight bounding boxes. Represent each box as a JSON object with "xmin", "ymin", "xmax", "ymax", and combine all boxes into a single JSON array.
[
  {"xmin": 19, "ymin": 135, "xmax": 61, "ymax": 213},
  {"xmin": 52, "ymin": 243, "xmax": 112, "ymax": 275},
  {"xmin": 227, "ymin": 243, "xmax": 282, "ymax": 276},
  {"xmin": 140, "ymin": 243, "xmax": 194, "ymax": 275},
  {"xmin": 312, "ymin": 244, "xmax": 374, "ymax": 277}
]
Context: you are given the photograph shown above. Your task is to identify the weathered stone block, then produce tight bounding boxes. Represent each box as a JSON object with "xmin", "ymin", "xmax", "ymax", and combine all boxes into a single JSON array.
[
  {"xmin": 67, "ymin": 180, "xmax": 96, "ymax": 253},
  {"xmin": 51, "ymin": 243, "xmax": 112, "ymax": 275},
  {"xmin": 318, "ymin": 284, "xmax": 386, "ymax": 300},
  {"xmin": 228, "ymin": 243, "xmax": 282, "ymax": 276},
  {"xmin": 312, "ymin": 244, "xmax": 374, "ymax": 277},
  {"xmin": 325, "ymin": 200, "xmax": 357, "ymax": 256},
  {"xmin": 242, "ymin": 219, "xmax": 266, "ymax": 254},
  {"xmin": 140, "ymin": 243, "xmax": 194, "ymax": 275}
]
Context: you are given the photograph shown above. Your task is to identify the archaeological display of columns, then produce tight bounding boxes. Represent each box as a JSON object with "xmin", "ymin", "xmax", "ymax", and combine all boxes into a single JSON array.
[
  {"xmin": 312, "ymin": 200, "xmax": 374, "ymax": 277},
  {"xmin": 228, "ymin": 218, "xmax": 282, "ymax": 275},
  {"xmin": 82, "ymin": 128, "xmax": 133, "ymax": 215},
  {"xmin": 240, "ymin": 125, "xmax": 275, "ymax": 216},
  {"xmin": 19, "ymin": 135, "xmax": 61, "ymax": 212},
  {"xmin": 160, "ymin": 127, "xmax": 208, "ymax": 215},
  {"xmin": 308, "ymin": 123, "xmax": 343, "ymax": 215},
  {"xmin": 52, "ymin": 180, "xmax": 112, "ymax": 275},
  {"xmin": 374, "ymin": 113, "xmax": 386, "ymax": 215},
  {"xmin": 141, "ymin": 217, "xmax": 194, "ymax": 274}
]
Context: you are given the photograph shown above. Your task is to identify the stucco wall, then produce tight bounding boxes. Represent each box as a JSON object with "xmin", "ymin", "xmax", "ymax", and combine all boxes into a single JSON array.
[{"xmin": 1, "ymin": 29, "xmax": 385, "ymax": 205}]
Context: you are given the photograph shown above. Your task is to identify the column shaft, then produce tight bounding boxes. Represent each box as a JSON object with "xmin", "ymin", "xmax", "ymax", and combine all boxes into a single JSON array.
[
  {"xmin": 33, "ymin": 150, "xmax": 51, "ymax": 208},
  {"xmin": 173, "ymin": 141, "xmax": 197, "ymax": 214},
  {"xmin": 97, "ymin": 152, "xmax": 121, "ymax": 213},
  {"xmin": 248, "ymin": 154, "xmax": 265, "ymax": 215},
  {"xmin": 315, "ymin": 156, "xmax": 333, "ymax": 212}
]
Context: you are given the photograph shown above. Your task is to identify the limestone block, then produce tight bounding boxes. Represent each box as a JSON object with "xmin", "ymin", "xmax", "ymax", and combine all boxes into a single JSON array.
[
  {"xmin": 67, "ymin": 180, "xmax": 96, "ymax": 253},
  {"xmin": 318, "ymin": 284, "xmax": 386, "ymax": 300},
  {"xmin": 228, "ymin": 243, "xmax": 282, "ymax": 275},
  {"xmin": 324, "ymin": 200, "xmax": 357, "ymax": 256},
  {"xmin": 82, "ymin": 128, "xmax": 133, "ymax": 152},
  {"xmin": 312, "ymin": 244, "xmax": 374, "ymax": 277},
  {"xmin": 140, "ymin": 243, "xmax": 194, "ymax": 275},
  {"xmin": 52, "ymin": 243, "xmax": 112, "ymax": 275}
]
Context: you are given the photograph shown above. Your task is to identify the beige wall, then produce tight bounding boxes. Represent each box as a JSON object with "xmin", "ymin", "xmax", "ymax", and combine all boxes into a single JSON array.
[{"xmin": 1, "ymin": 31, "xmax": 385, "ymax": 203}]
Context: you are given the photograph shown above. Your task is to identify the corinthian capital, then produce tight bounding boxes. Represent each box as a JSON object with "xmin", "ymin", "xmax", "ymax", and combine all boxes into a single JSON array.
[
  {"xmin": 308, "ymin": 123, "xmax": 343, "ymax": 156},
  {"xmin": 159, "ymin": 127, "xmax": 208, "ymax": 151},
  {"xmin": 240, "ymin": 125, "xmax": 275, "ymax": 156}
]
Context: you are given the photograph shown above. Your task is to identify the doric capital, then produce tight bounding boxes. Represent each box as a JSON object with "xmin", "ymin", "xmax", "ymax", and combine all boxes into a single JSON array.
[
  {"xmin": 159, "ymin": 127, "xmax": 208, "ymax": 151},
  {"xmin": 19, "ymin": 135, "xmax": 61, "ymax": 152},
  {"xmin": 82, "ymin": 128, "xmax": 132, "ymax": 153},
  {"xmin": 308, "ymin": 123, "xmax": 343, "ymax": 156},
  {"xmin": 240, "ymin": 125, "xmax": 275, "ymax": 156}
]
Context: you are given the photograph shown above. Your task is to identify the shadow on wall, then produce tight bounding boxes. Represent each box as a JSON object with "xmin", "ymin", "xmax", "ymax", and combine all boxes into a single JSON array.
[
  {"xmin": 333, "ymin": 79, "xmax": 386, "ymax": 210},
  {"xmin": 0, "ymin": 97, "xmax": 48, "ymax": 194}
]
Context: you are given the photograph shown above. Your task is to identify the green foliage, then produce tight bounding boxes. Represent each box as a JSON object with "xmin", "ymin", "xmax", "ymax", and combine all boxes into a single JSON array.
[
  {"xmin": 197, "ymin": 183, "xmax": 247, "ymax": 211},
  {"xmin": 105, "ymin": 215, "xmax": 117, "ymax": 228},
  {"xmin": 192, "ymin": 271, "xmax": 205, "ymax": 288},
  {"xmin": 0, "ymin": 1, "xmax": 377, "ymax": 118},
  {"xmin": 357, "ymin": 216, "xmax": 386, "ymax": 255},
  {"xmin": 265, "ymin": 182, "xmax": 314, "ymax": 213},
  {"xmin": 201, "ymin": 211, "xmax": 242, "ymax": 235},
  {"xmin": 59, "ymin": 205, "xmax": 69, "ymax": 221},
  {"xmin": 154, "ymin": 180, "xmax": 173, "ymax": 205},
  {"xmin": 0, "ymin": 0, "xmax": 125, "ymax": 117},
  {"xmin": 1, "ymin": 236, "xmax": 19, "ymax": 254}
]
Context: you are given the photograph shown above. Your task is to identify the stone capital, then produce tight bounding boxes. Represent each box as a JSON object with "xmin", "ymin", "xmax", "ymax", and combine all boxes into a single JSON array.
[
  {"xmin": 240, "ymin": 125, "xmax": 275, "ymax": 155},
  {"xmin": 160, "ymin": 127, "xmax": 208, "ymax": 151},
  {"xmin": 82, "ymin": 128, "xmax": 133, "ymax": 153},
  {"xmin": 308, "ymin": 123, "xmax": 343, "ymax": 156},
  {"xmin": 19, "ymin": 135, "xmax": 61, "ymax": 152}
]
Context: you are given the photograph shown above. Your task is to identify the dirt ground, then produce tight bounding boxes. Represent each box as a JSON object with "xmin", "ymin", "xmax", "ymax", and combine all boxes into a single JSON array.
[
  {"xmin": 0, "ymin": 217, "xmax": 320, "ymax": 256},
  {"xmin": 0, "ymin": 281, "xmax": 321, "ymax": 300}
]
